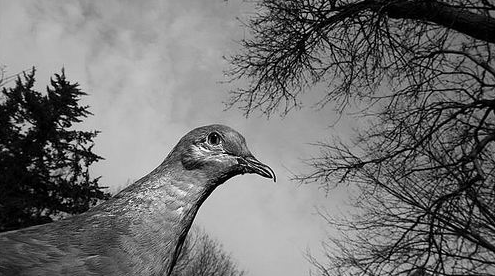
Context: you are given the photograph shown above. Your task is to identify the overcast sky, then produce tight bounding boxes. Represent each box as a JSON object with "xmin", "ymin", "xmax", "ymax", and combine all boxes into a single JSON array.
[{"xmin": 0, "ymin": 1, "xmax": 354, "ymax": 275}]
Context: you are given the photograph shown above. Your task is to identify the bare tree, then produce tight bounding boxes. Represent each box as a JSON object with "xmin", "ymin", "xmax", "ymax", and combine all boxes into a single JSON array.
[
  {"xmin": 227, "ymin": 1, "xmax": 495, "ymax": 275},
  {"xmin": 171, "ymin": 227, "xmax": 245, "ymax": 276}
]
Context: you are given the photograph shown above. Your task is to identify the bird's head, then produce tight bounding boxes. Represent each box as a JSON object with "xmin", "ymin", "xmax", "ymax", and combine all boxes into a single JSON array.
[{"xmin": 165, "ymin": 124, "xmax": 275, "ymax": 185}]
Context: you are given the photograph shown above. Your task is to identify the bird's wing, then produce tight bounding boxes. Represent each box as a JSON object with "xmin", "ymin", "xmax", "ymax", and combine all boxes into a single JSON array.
[{"xmin": 0, "ymin": 214, "xmax": 131, "ymax": 276}]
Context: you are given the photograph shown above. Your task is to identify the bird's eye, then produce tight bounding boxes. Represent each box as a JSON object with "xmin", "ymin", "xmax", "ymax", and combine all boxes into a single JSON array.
[{"xmin": 207, "ymin": 132, "xmax": 221, "ymax": 146}]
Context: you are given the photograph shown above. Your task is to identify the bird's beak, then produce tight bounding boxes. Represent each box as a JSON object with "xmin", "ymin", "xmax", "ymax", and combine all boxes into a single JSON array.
[{"xmin": 238, "ymin": 155, "xmax": 276, "ymax": 182}]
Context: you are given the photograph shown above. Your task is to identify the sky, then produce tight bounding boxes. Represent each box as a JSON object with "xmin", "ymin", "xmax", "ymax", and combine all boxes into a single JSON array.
[{"xmin": 0, "ymin": 1, "xmax": 353, "ymax": 275}]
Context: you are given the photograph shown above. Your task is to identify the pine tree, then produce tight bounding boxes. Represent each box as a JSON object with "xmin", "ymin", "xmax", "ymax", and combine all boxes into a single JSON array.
[{"xmin": 0, "ymin": 68, "xmax": 109, "ymax": 232}]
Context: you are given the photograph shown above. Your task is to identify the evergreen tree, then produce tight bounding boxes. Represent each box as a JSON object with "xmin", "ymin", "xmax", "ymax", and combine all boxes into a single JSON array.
[{"xmin": 0, "ymin": 68, "xmax": 109, "ymax": 232}]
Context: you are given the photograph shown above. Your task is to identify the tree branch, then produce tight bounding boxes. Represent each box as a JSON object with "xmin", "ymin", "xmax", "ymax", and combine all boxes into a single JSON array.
[{"xmin": 379, "ymin": 0, "xmax": 495, "ymax": 43}]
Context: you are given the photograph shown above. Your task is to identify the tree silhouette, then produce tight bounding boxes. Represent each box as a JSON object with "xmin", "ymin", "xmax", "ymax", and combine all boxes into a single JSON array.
[
  {"xmin": 0, "ymin": 68, "xmax": 109, "ymax": 232},
  {"xmin": 227, "ymin": 1, "xmax": 495, "ymax": 275},
  {"xmin": 171, "ymin": 227, "xmax": 245, "ymax": 276}
]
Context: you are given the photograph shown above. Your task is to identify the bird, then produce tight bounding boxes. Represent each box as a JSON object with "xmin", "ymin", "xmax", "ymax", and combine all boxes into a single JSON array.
[{"xmin": 0, "ymin": 124, "xmax": 275, "ymax": 276}]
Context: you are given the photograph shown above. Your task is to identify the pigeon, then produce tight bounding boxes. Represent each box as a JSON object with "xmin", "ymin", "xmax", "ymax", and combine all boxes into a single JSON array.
[{"xmin": 0, "ymin": 124, "xmax": 275, "ymax": 276}]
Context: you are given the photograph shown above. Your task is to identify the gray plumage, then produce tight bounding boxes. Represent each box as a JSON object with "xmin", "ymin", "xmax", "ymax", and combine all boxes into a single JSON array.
[{"xmin": 0, "ymin": 124, "xmax": 275, "ymax": 276}]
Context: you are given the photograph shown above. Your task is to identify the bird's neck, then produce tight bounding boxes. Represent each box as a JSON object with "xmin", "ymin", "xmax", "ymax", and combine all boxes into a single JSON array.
[{"xmin": 110, "ymin": 164, "xmax": 216, "ymax": 275}]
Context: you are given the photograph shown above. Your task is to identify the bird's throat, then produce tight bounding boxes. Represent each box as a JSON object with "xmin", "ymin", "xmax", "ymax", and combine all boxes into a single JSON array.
[{"xmin": 112, "ymin": 168, "xmax": 216, "ymax": 275}]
